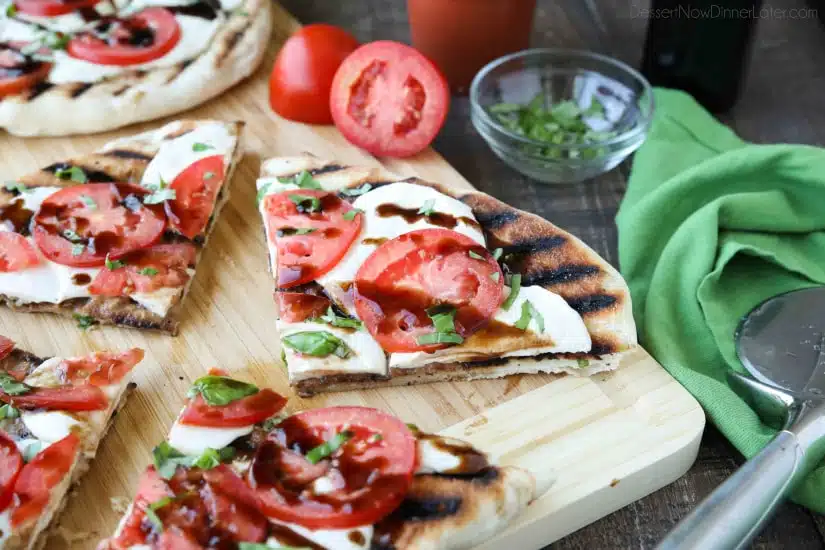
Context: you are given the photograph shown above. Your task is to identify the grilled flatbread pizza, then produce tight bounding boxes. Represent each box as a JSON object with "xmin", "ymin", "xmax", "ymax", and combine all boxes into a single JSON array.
[
  {"xmin": 0, "ymin": 118, "xmax": 243, "ymax": 334},
  {"xmin": 98, "ymin": 371, "xmax": 536, "ymax": 550},
  {"xmin": 0, "ymin": 335, "xmax": 142, "ymax": 550},
  {"xmin": 256, "ymin": 155, "xmax": 637, "ymax": 396},
  {"xmin": 0, "ymin": 0, "xmax": 271, "ymax": 136}
]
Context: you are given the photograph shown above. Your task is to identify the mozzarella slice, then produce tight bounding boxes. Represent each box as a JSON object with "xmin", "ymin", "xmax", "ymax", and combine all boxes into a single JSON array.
[
  {"xmin": 0, "ymin": 509, "xmax": 11, "ymax": 547},
  {"xmin": 167, "ymin": 420, "xmax": 254, "ymax": 455},
  {"xmin": 21, "ymin": 411, "xmax": 81, "ymax": 445},
  {"xmin": 318, "ymin": 182, "xmax": 485, "ymax": 314},
  {"xmin": 278, "ymin": 321, "xmax": 387, "ymax": 382},
  {"xmin": 130, "ymin": 269, "xmax": 194, "ymax": 316},
  {"xmin": 269, "ymin": 520, "xmax": 373, "ymax": 550},
  {"xmin": 416, "ymin": 437, "xmax": 462, "ymax": 474},
  {"xmin": 0, "ymin": 17, "xmax": 40, "ymax": 42}
]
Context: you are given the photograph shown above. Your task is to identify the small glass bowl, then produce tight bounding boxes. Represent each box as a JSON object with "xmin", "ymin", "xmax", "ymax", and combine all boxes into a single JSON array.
[{"xmin": 470, "ymin": 48, "xmax": 654, "ymax": 184}]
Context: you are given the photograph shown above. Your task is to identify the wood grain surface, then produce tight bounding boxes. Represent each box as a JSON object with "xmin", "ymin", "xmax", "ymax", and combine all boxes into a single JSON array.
[
  {"xmin": 279, "ymin": 0, "xmax": 825, "ymax": 548},
  {"xmin": 0, "ymin": 2, "xmax": 706, "ymax": 549}
]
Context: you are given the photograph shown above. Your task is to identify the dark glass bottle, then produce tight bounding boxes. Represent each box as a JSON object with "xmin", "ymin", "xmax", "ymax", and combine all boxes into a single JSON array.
[{"xmin": 640, "ymin": 0, "xmax": 763, "ymax": 112}]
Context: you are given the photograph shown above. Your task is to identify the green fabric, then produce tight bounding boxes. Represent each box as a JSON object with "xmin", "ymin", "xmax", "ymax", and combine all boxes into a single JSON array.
[{"xmin": 617, "ymin": 88, "xmax": 825, "ymax": 512}]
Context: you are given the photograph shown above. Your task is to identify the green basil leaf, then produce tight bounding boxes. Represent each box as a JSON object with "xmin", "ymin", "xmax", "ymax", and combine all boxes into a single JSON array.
[
  {"xmin": 138, "ymin": 267, "xmax": 159, "ymax": 276},
  {"xmin": 4, "ymin": 181, "xmax": 28, "ymax": 194},
  {"xmin": 468, "ymin": 250, "xmax": 484, "ymax": 261},
  {"xmin": 152, "ymin": 442, "xmax": 191, "ymax": 479},
  {"xmin": 305, "ymin": 430, "xmax": 354, "ymax": 464},
  {"xmin": 315, "ymin": 307, "xmax": 362, "ymax": 330},
  {"xmin": 191, "ymin": 446, "xmax": 235, "ymax": 469},
  {"xmin": 342, "ymin": 208, "xmax": 363, "ymax": 221},
  {"xmin": 54, "ymin": 166, "xmax": 87, "ymax": 183},
  {"xmin": 144, "ymin": 188, "xmax": 176, "ymax": 205},
  {"xmin": 0, "ymin": 372, "xmax": 30, "ymax": 396},
  {"xmin": 73, "ymin": 313, "xmax": 96, "ymax": 329},
  {"xmin": 426, "ymin": 305, "xmax": 457, "ymax": 334},
  {"xmin": 514, "ymin": 300, "xmax": 544, "ymax": 332},
  {"xmin": 295, "ymin": 170, "xmax": 321, "ymax": 190},
  {"xmin": 289, "ymin": 194, "xmax": 321, "ymax": 213},
  {"xmin": 340, "ymin": 183, "xmax": 371, "ymax": 197},
  {"xmin": 62, "ymin": 229, "xmax": 83, "ymax": 243},
  {"xmin": 417, "ymin": 199, "xmax": 435, "ymax": 216},
  {"xmin": 415, "ymin": 332, "xmax": 464, "ymax": 345},
  {"xmin": 192, "ymin": 142, "xmax": 213, "ymax": 152},
  {"xmin": 256, "ymin": 182, "xmax": 273, "ymax": 206},
  {"xmin": 501, "ymin": 273, "xmax": 521, "ymax": 311},
  {"xmin": 282, "ymin": 331, "xmax": 351, "ymax": 358},
  {"xmin": 492, "ymin": 248, "xmax": 503, "ymax": 261},
  {"xmin": 144, "ymin": 497, "xmax": 169, "ymax": 531},
  {"xmin": 276, "ymin": 227, "xmax": 316, "ymax": 237},
  {"xmin": 105, "ymin": 255, "xmax": 125, "ymax": 270},
  {"xmin": 5, "ymin": 3, "xmax": 17, "ymax": 17},
  {"xmin": 0, "ymin": 403, "xmax": 20, "ymax": 419},
  {"xmin": 187, "ymin": 375, "xmax": 259, "ymax": 407},
  {"xmin": 577, "ymin": 358, "xmax": 590, "ymax": 368}
]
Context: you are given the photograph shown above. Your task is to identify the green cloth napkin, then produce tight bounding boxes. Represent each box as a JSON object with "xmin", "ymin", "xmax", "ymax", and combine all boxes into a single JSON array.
[{"xmin": 616, "ymin": 88, "xmax": 825, "ymax": 512}]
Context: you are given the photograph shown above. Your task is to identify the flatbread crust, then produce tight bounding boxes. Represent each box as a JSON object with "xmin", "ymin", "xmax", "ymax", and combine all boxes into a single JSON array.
[
  {"xmin": 258, "ymin": 155, "xmax": 637, "ymax": 396},
  {"xmin": 0, "ymin": 119, "xmax": 244, "ymax": 334},
  {"xmin": 0, "ymin": 0, "xmax": 271, "ymax": 137}
]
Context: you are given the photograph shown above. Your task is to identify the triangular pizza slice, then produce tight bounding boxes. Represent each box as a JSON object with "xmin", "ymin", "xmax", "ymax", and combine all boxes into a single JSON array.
[
  {"xmin": 256, "ymin": 155, "xmax": 637, "ymax": 396},
  {"xmin": 0, "ymin": 119, "xmax": 243, "ymax": 334},
  {"xmin": 98, "ymin": 371, "xmax": 535, "ymax": 549},
  {"xmin": 0, "ymin": 335, "xmax": 143, "ymax": 549}
]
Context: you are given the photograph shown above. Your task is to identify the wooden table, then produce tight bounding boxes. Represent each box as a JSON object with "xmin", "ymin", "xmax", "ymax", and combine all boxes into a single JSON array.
[{"xmin": 280, "ymin": 0, "xmax": 825, "ymax": 547}]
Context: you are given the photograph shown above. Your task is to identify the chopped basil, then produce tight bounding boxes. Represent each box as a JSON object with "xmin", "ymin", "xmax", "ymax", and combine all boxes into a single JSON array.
[
  {"xmin": 314, "ymin": 307, "xmax": 362, "ymax": 330},
  {"xmin": 278, "ymin": 171, "xmax": 322, "ymax": 190},
  {"xmin": 340, "ymin": 183, "xmax": 372, "ymax": 197},
  {"xmin": 21, "ymin": 440, "xmax": 42, "ymax": 463},
  {"xmin": 187, "ymin": 375, "xmax": 259, "ymax": 407},
  {"xmin": 5, "ymin": 3, "xmax": 17, "ymax": 16},
  {"xmin": 256, "ymin": 182, "xmax": 273, "ymax": 206},
  {"xmin": 490, "ymin": 272, "xmax": 500, "ymax": 282},
  {"xmin": 105, "ymin": 255, "xmax": 125, "ymax": 270},
  {"xmin": 192, "ymin": 142, "xmax": 213, "ymax": 152},
  {"xmin": 468, "ymin": 250, "xmax": 485, "ymax": 261},
  {"xmin": 62, "ymin": 228, "xmax": 83, "ymax": 242},
  {"xmin": 416, "ymin": 332, "xmax": 464, "ymax": 345},
  {"xmin": 514, "ymin": 300, "xmax": 544, "ymax": 332},
  {"xmin": 276, "ymin": 227, "xmax": 316, "ymax": 237},
  {"xmin": 417, "ymin": 305, "xmax": 464, "ymax": 346},
  {"xmin": 501, "ymin": 273, "xmax": 522, "ymax": 311},
  {"xmin": 71, "ymin": 243, "xmax": 86, "ymax": 256},
  {"xmin": 417, "ymin": 199, "xmax": 435, "ymax": 216},
  {"xmin": 79, "ymin": 194, "xmax": 96, "ymax": 209},
  {"xmin": 577, "ymin": 358, "xmax": 590, "ymax": 368},
  {"xmin": 54, "ymin": 165, "xmax": 87, "ymax": 183},
  {"xmin": 203, "ymin": 171, "xmax": 216, "ymax": 180},
  {"xmin": 0, "ymin": 372, "xmax": 30, "ymax": 396},
  {"xmin": 138, "ymin": 267, "xmax": 159, "ymax": 276},
  {"xmin": 152, "ymin": 441, "xmax": 235, "ymax": 479},
  {"xmin": 73, "ymin": 313, "xmax": 96, "ymax": 330},
  {"xmin": 192, "ymin": 446, "xmax": 236, "ymax": 469},
  {"xmin": 289, "ymin": 194, "xmax": 322, "ymax": 213},
  {"xmin": 143, "ymin": 177, "xmax": 176, "ymax": 205},
  {"xmin": 280, "ymin": 348, "xmax": 287, "ymax": 368},
  {"xmin": 3, "ymin": 181, "xmax": 29, "ymax": 194},
  {"xmin": 261, "ymin": 414, "xmax": 285, "ymax": 431},
  {"xmin": 492, "ymin": 248, "xmax": 503, "ymax": 261},
  {"xmin": 342, "ymin": 208, "xmax": 363, "ymax": 221},
  {"xmin": 306, "ymin": 430, "xmax": 354, "ymax": 464},
  {"xmin": 0, "ymin": 404, "xmax": 20, "ymax": 420},
  {"xmin": 144, "ymin": 497, "xmax": 168, "ymax": 530},
  {"xmin": 282, "ymin": 331, "xmax": 351, "ymax": 358}
]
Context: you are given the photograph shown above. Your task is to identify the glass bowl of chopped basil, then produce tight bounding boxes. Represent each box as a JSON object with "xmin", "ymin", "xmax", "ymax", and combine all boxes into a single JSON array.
[{"xmin": 470, "ymin": 49, "xmax": 654, "ymax": 183}]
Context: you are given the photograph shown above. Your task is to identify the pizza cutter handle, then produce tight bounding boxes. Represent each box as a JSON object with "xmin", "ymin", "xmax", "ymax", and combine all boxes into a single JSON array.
[{"xmin": 655, "ymin": 429, "xmax": 803, "ymax": 550}]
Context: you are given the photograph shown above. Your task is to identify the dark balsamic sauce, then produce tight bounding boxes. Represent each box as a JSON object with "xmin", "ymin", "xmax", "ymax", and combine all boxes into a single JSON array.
[
  {"xmin": 71, "ymin": 273, "xmax": 92, "ymax": 285},
  {"xmin": 0, "ymin": 199, "xmax": 34, "ymax": 234},
  {"xmin": 376, "ymin": 203, "xmax": 480, "ymax": 232}
]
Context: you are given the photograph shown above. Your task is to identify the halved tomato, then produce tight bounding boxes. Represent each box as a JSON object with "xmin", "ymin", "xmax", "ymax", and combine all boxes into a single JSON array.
[
  {"xmin": 0, "ymin": 47, "xmax": 52, "ymax": 99},
  {"xmin": 0, "ymin": 335, "xmax": 14, "ymax": 362},
  {"xmin": 11, "ymin": 433, "xmax": 80, "ymax": 527},
  {"xmin": 249, "ymin": 406, "xmax": 417, "ymax": 529},
  {"xmin": 67, "ymin": 8, "xmax": 181, "ymax": 66},
  {"xmin": 165, "ymin": 155, "xmax": 225, "ymax": 239},
  {"xmin": 276, "ymin": 291, "xmax": 331, "ymax": 322},
  {"xmin": 179, "ymin": 390, "xmax": 287, "ymax": 428},
  {"xmin": 0, "ymin": 232, "xmax": 40, "ymax": 272},
  {"xmin": 2, "ymin": 384, "xmax": 108, "ymax": 411},
  {"xmin": 89, "ymin": 243, "xmax": 197, "ymax": 296},
  {"xmin": 32, "ymin": 183, "xmax": 167, "ymax": 268},
  {"xmin": 15, "ymin": 0, "xmax": 99, "ymax": 16},
  {"xmin": 263, "ymin": 190, "xmax": 362, "ymax": 288},
  {"xmin": 0, "ymin": 432, "xmax": 23, "ymax": 514},
  {"xmin": 330, "ymin": 40, "xmax": 450, "ymax": 158},
  {"xmin": 354, "ymin": 228, "xmax": 504, "ymax": 353},
  {"xmin": 61, "ymin": 348, "xmax": 144, "ymax": 387}
]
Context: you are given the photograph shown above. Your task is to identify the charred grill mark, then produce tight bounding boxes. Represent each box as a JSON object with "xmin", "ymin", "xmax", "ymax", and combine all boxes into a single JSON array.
[
  {"xmin": 70, "ymin": 82, "xmax": 94, "ymax": 98},
  {"xmin": 216, "ymin": 27, "xmax": 247, "ymax": 64},
  {"xmin": 165, "ymin": 61, "xmax": 190, "ymax": 83},
  {"xmin": 501, "ymin": 235, "xmax": 567, "ymax": 256},
  {"xmin": 43, "ymin": 163, "xmax": 113, "ymax": 183},
  {"xmin": 568, "ymin": 293, "xmax": 617, "ymax": 315},
  {"xmin": 309, "ymin": 164, "xmax": 345, "ymax": 176},
  {"xmin": 27, "ymin": 81, "xmax": 54, "ymax": 100},
  {"xmin": 438, "ymin": 466, "xmax": 501, "ymax": 485},
  {"xmin": 589, "ymin": 339, "xmax": 616, "ymax": 355},
  {"xmin": 391, "ymin": 496, "xmax": 463, "ymax": 522},
  {"xmin": 474, "ymin": 209, "xmax": 519, "ymax": 229},
  {"xmin": 103, "ymin": 149, "xmax": 153, "ymax": 161},
  {"xmin": 523, "ymin": 264, "xmax": 601, "ymax": 287}
]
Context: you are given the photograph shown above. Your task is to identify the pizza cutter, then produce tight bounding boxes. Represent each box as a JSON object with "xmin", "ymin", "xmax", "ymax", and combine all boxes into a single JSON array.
[{"xmin": 657, "ymin": 287, "xmax": 825, "ymax": 550}]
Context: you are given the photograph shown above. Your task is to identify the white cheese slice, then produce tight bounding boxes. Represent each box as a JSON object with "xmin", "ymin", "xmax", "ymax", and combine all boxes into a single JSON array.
[
  {"xmin": 130, "ymin": 269, "xmax": 194, "ymax": 316},
  {"xmin": 13, "ymin": 437, "xmax": 42, "ymax": 457},
  {"xmin": 0, "ymin": 509, "xmax": 12, "ymax": 548},
  {"xmin": 415, "ymin": 437, "xmax": 462, "ymax": 474},
  {"xmin": 269, "ymin": 520, "xmax": 373, "ymax": 550},
  {"xmin": 21, "ymin": 410, "xmax": 81, "ymax": 446},
  {"xmin": 167, "ymin": 420, "xmax": 253, "ymax": 455},
  {"xmin": 278, "ymin": 321, "xmax": 388, "ymax": 382},
  {"xmin": 47, "ymin": 13, "xmax": 224, "ymax": 84},
  {"xmin": 0, "ymin": 17, "xmax": 39, "ymax": 42}
]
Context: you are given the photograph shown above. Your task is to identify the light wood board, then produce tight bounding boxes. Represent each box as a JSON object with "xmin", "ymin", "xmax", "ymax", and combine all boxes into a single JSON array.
[{"xmin": 0, "ymin": 3, "xmax": 706, "ymax": 548}]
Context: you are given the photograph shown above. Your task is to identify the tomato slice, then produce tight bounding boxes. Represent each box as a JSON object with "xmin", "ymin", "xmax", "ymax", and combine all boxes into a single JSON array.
[
  {"xmin": 0, "ymin": 335, "xmax": 15, "ymax": 362},
  {"xmin": 179, "ymin": 389, "xmax": 287, "ymax": 428},
  {"xmin": 277, "ymin": 291, "xmax": 331, "ymax": 322},
  {"xmin": 0, "ymin": 46, "xmax": 52, "ymax": 99},
  {"xmin": 67, "ymin": 8, "xmax": 181, "ymax": 66},
  {"xmin": 330, "ymin": 40, "xmax": 450, "ymax": 158},
  {"xmin": 11, "ymin": 433, "xmax": 80, "ymax": 527},
  {"xmin": 0, "ymin": 232, "xmax": 40, "ymax": 272},
  {"xmin": 105, "ymin": 468, "xmax": 174, "ymax": 549},
  {"xmin": 89, "ymin": 243, "xmax": 197, "ymax": 296},
  {"xmin": 263, "ymin": 190, "xmax": 362, "ymax": 288},
  {"xmin": 32, "ymin": 182, "xmax": 167, "ymax": 268},
  {"xmin": 15, "ymin": 0, "xmax": 99, "ymax": 16},
  {"xmin": 354, "ymin": 228, "xmax": 504, "ymax": 353},
  {"xmin": 2, "ymin": 384, "xmax": 108, "ymax": 411},
  {"xmin": 165, "ymin": 155, "xmax": 225, "ymax": 239},
  {"xmin": 249, "ymin": 406, "xmax": 417, "ymax": 529},
  {"xmin": 61, "ymin": 348, "xmax": 143, "ymax": 387},
  {"xmin": 269, "ymin": 24, "xmax": 360, "ymax": 124},
  {"xmin": 0, "ymin": 432, "xmax": 23, "ymax": 514}
]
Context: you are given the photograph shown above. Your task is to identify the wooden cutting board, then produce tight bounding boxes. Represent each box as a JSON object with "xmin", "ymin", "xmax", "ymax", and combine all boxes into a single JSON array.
[{"xmin": 0, "ymin": 3, "xmax": 705, "ymax": 548}]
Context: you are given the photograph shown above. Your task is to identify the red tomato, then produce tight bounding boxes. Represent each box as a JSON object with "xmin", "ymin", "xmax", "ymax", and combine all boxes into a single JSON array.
[
  {"xmin": 277, "ymin": 291, "xmax": 331, "ymax": 322},
  {"xmin": 179, "ymin": 389, "xmax": 287, "ymax": 428},
  {"xmin": 15, "ymin": 0, "xmax": 98, "ymax": 16},
  {"xmin": 0, "ymin": 335, "xmax": 14, "ymax": 362},
  {"xmin": 32, "ymin": 183, "xmax": 167, "ymax": 268},
  {"xmin": 201, "ymin": 466, "xmax": 268, "ymax": 543},
  {"xmin": 67, "ymin": 8, "xmax": 181, "ymax": 66},
  {"xmin": 0, "ymin": 232, "xmax": 40, "ymax": 272},
  {"xmin": 263, "ymin": 190, "xmax": 362, "ymax": 288},
  {"xmin": 11, "ymin": 433, "xmax": 80, "ymax": 527},
  {"xmin": 61, "ymin": 348, "xmax": 143, "ymax": 387},
  {"xmin": 155, "ymin": 531, "xmax": 204, "ymax": 550},
  {"xmin": 0, "ymin": 432, "xmax": 23, "ymax": 513},
  {"xmin": 249, "ymin": 406, "xmax": 417, "ymax": 529},
  {"xmin": 330, "ymin": 40, "xmax": 449, "ymax": 158},
  {"xmin": 2, "ymin": 384, "xmax": 108, "ymax": 411},
  {"xmin": 105, "ymin": 468, "xmax": 174, "ymax": 549},
  {"xmin": 0, "ymin": 47, "xmax": 52, "ymax": 99},
  {"xmin": 354, "ymin": 228, "xmax": 504, "ymax": 353},
  {"xmin": 165, "ymin": 155, "xmax": 225, "ymax": 239},
  {"xmin": 89, "ymin": 243, "xmax": 197, "ymax": 296},
  {"xmin": 269, "ymin": 24, "xmax": 360, "ymax": 124}
]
